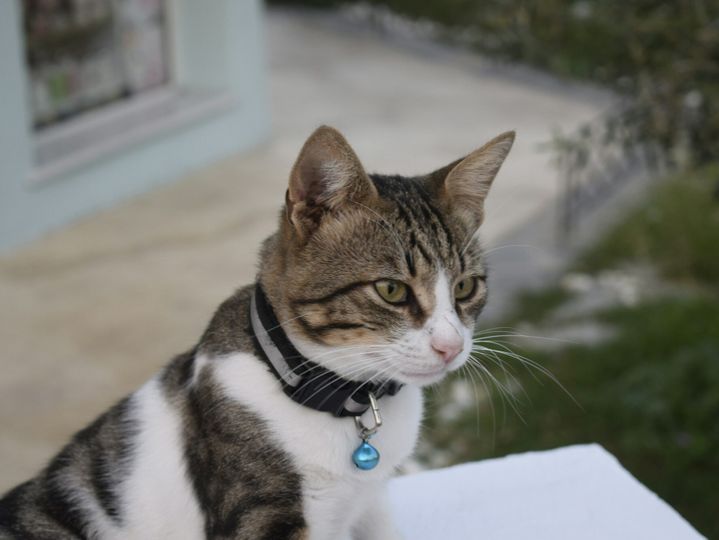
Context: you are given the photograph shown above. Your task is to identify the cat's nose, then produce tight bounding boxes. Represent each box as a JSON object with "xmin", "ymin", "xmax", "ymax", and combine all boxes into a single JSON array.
[{"xmin": 431, "ymin": 336, "xmax": 462, "ymax": 364}]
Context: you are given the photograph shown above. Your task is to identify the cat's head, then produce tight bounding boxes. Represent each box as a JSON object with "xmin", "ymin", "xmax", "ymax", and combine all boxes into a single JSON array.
[{"xmin": 260, "ymin": 126, "xmax": 514, "ymax": 387}]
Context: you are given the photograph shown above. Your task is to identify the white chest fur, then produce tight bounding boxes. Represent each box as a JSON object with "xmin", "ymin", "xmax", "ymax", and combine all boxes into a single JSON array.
[
  {"xmin": 115, "ymin": 379, "xmax": 205, "ymax": 540},
  {"xmin": 209, "ymin": 352, "xmax": 423, "ymax": 539}
]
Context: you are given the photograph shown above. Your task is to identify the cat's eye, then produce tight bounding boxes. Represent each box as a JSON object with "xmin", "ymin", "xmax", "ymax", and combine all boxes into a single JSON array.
[
  {"xmin": 374, "ymin": 280, "xmax": 409, "ymax": 304},
  {"xmin": 454, "ymin": 277, "xmax": 477, "ymax": 301}
]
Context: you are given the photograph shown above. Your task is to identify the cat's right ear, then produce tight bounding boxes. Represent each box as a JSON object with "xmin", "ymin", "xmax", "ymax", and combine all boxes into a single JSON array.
[{"xmin": 286, "ymin": 126, "xmax": 376, "ymax": 239}]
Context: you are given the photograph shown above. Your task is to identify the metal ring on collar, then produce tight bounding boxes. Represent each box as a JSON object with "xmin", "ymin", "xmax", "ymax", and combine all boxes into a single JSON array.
[{"xmin": 353, "ymin": 392, "xmax": 383, "ymax": 439}]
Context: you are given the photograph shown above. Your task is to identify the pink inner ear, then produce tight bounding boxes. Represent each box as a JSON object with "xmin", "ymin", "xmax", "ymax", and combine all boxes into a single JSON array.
[
  {"xmin": 292, "ymin": 181, "xmax": 307, "ymax": 202},
  {"xmin": 295, "ymin": 153, "xmax": 329, "ymax": 205},
  {"xmin": 289, "ymin": 166, "xmax": 312, "ymax": 206},
  {"xmin": 300, "ymin": 156, "xmax": 324, "ymax": 203}
]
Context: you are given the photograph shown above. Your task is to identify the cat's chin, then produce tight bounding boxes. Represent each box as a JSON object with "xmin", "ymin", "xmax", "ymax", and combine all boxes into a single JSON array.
[{"xmin": 396, "ymin": 367, "xmax": 449, "ymax": 387}]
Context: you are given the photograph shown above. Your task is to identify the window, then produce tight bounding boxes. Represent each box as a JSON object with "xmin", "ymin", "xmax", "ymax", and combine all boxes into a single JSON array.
[{"xmin": 23, "ymin": 0, "xmax": 170, "ymax": 129}]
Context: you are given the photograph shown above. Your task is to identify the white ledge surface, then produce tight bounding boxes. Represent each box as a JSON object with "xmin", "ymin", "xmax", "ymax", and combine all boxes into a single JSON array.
[{"xmin": 389, "ymin": 444, "xmax": 705, "ymax": 539}]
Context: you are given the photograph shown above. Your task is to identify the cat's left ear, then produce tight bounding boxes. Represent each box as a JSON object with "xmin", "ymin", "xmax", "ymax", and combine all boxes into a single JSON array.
[
  {"xmin": 287, "ymin": 125, "xmax": 376, "ymax": 239},
  {"xmin": 429, "ymin": 131, "xmax": 515, "ymax": 228}
]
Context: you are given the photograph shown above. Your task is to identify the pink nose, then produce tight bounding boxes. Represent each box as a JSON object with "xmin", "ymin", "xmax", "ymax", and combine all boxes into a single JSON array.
[{"xmin": 431, "ymin": 339, "xmax": 462, "ymax": 364}]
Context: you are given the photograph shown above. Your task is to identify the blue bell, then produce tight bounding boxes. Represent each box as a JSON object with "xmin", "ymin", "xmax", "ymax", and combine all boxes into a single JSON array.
[{"xmin": 352, "ymin": 440, "xmax": 380, "ymax": 470}]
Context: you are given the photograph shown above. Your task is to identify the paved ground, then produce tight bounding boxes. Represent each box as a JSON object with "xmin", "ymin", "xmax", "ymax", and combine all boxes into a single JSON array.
[{"xmin": 0, "ymin": 9, "xmax": 609, "ymax": 490}]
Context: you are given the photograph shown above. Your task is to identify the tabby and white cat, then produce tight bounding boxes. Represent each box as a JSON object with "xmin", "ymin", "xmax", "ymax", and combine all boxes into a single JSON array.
[{"xmin": 0, "ymin": 126, "xmax": 514, "ymax": 539}]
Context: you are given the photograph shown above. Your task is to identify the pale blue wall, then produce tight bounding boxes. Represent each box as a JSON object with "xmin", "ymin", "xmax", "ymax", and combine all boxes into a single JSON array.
[{"xmin": 0, "ymin": 0, "xmax": 270, "ymax": 252}]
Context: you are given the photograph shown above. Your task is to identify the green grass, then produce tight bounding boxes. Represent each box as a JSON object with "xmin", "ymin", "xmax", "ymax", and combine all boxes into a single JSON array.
[{"xmin": 576, "ymin": 164, "xmax": 719, "ymax": 287}]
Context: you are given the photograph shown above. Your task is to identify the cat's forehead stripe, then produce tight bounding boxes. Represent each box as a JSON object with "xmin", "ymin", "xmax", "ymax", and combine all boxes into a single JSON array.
[{"xmin": 370, "ymin": 173, "xmax": 465, "ymax": 272}]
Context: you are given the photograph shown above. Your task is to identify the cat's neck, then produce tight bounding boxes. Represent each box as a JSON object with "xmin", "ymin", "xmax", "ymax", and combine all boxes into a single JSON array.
[
  {"xmin": 249, "ymin": 283, "xmax": 402, "ymax": 417},
  {"xmin": 257, "ymin": 230, "xmax": 295, "ymax": 325}
]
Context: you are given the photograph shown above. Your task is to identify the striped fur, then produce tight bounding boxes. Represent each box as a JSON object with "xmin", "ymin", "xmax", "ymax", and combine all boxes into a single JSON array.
[{"xmin": 0, "ymin": 126, "xmax": 513, "ymax": 539}]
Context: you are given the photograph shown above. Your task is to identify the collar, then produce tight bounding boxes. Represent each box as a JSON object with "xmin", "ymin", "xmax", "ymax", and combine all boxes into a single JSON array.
[{"xmin": 249, "ymin": 284, "xmax": 402, "ymax": 418}]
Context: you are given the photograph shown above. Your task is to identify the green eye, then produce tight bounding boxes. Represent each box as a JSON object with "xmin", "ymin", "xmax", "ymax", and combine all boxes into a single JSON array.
[
  {"xmin": 454, "ymin": 277, "xmax": 477, "ymax": 301},
  {"xmin": 374, "ymin": 280, "xmax": 409, "ymax": 304}
]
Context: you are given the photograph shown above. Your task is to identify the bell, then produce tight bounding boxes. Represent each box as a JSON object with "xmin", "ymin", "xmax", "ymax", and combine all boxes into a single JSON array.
[{"xmin": 352, "ymin": 440, "xmax": 380, "ymax": 470}]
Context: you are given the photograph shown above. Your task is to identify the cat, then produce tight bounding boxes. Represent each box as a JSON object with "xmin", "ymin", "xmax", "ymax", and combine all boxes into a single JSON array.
[{"xmin": 0, "ymin": 125, "xmax": 514, "ymax": 540}]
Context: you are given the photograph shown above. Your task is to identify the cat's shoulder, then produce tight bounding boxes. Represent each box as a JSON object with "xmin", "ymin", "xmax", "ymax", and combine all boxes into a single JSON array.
[{"xmin": 199, "ymin": 284, "xmax": 255, "ymax": 357}]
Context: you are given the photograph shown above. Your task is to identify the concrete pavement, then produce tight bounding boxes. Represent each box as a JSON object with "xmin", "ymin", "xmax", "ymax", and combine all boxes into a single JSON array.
[{"xmin": 0, "ymin": 8, "xmax": 609, "ymax": 489}]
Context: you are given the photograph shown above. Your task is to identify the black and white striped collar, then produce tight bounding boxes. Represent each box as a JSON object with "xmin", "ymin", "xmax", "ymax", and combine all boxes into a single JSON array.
[{"xmin": 249, "ymin": 284, "xmax": 402, "ymax": 418}]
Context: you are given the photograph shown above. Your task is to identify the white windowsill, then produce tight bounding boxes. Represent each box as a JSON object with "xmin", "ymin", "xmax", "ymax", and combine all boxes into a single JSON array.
[{"xmin": 29, "ymin": 86, "xmax": 238, "ymax": 186}]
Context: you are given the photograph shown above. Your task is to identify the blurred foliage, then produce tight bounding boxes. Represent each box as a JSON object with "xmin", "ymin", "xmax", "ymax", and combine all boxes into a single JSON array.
[
  {"xmin": 577, "ymin": 164, "xmax": 719, "ymax": 287},
  {"xmin": 273, "ymin": 0, "xmax": 719, "ymax": 167}
]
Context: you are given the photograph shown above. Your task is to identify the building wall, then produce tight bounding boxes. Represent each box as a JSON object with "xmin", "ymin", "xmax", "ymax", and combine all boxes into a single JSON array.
[{"xmin": 0, "ymin": 0, "xmax": 270, "ymax": 252}]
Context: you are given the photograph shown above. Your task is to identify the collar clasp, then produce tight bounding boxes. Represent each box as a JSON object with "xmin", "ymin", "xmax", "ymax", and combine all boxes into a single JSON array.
[{"xmin": 354, "ymin": 392, "xmax": 382, "ymax": 439}]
